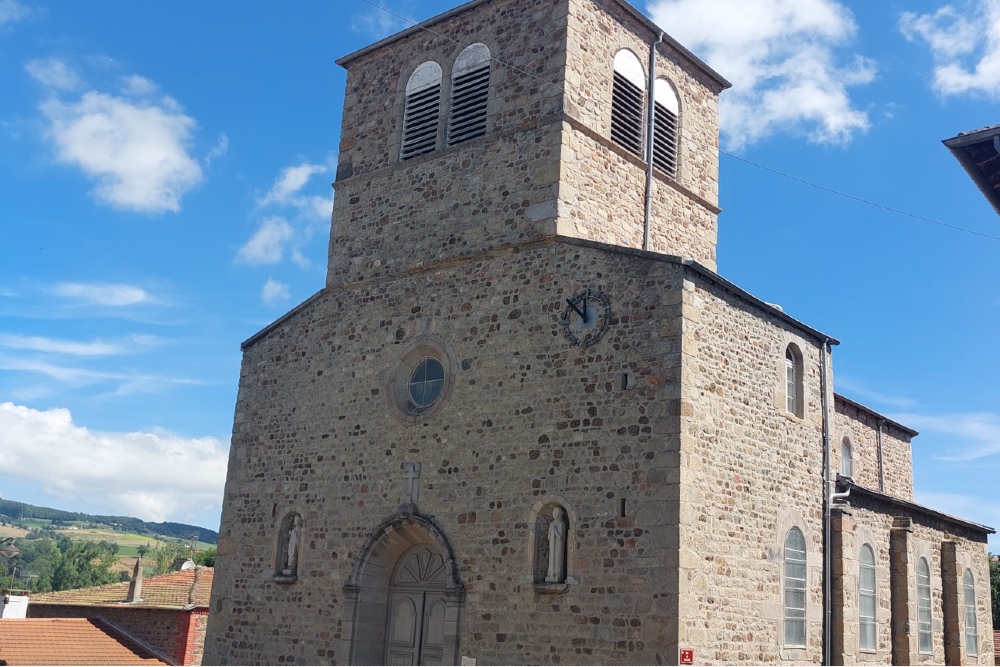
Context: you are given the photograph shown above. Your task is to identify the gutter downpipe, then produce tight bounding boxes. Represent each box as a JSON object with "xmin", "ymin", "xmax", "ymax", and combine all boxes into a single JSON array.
[
  {"xmin": 877, "ymin": 419, "xmax": 886, "ymax": 492},
  {"xmin": 820, "ymin": 339, "xmax": 832, "ymax": 666},
  {"xmin": 642, "ymin": 31, "xmax": 663, "ymax": 252}
]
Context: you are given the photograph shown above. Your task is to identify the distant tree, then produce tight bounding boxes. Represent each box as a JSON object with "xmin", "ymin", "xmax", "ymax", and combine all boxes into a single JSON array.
[
  {"xmin": 990, "ymin": 554, "xmax": 999, "ymax": 630},
  {"xmin": 147, "ymin": 541, "xmax": 189, "ymax": 575},
  {"xmin": 50, "ymin": 539, "xmax": 119, "ymax": 591},
  {"xmin": 194, "ymin": 547, "xmax": 216, "ymax": 567}
]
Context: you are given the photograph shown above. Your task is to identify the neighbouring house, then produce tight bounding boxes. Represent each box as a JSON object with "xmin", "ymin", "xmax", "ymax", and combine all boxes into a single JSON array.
[
  {"xmin": 28, "ymin": 564, "xmax": 212, "ymax": 665},
  {"xmin": 943, "ymin": 124, "xmax": 1000, "ymax": 215},
  {"xmin": 0, "ymin": 617, "xmax": 170, "ymax": 665}
]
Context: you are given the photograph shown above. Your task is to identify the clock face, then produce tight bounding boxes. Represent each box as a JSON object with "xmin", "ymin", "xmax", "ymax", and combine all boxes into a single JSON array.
[{"xmin": 561, "ymin": 289, "xmax": 612, "ymax": 347}]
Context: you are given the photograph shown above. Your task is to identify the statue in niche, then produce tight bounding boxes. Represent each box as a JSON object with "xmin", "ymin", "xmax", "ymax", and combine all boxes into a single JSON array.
[
  {"xmin": 281, "ymin": 514, "xmax": 302, "ymax": 576},
  {"xmin": 545, "ymin": 506, "xmax": 567, "ymax": 583}
]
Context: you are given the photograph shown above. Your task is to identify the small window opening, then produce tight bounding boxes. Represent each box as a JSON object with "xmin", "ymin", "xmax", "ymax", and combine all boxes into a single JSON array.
[
  {"xmin": 964, "ymin": 569, "xmax": 977, "ymax": 655},
  {"xmin": 783, "ymin": 527, "xmax": 807, "ymax": 647},
  {"xmin": 447, "ymin": 43, "xmax": 490, "ymax": 146},
  {"xmin": 408, "ymin": 357, "xmax": 445, "ymax": 409},
  {"xmin": 611, "ymin": 50, "xmax": 645, "ymax": 155},
  {"xmin": 841, "ymin": 439, "xmax": 853, "ymax": 478},
  {"xmin": 917, "ymin": 557, "xmax": 932, "ymax": 654},
  {"xmin": 652, "ymin": 79, "xmax": 679, "ymax": 177},
  {"xmin": 401, "ymin": 62, "xmax": 442, "ymax": 160},
  {"xmin": 618, "ymin": 498, "xmax": 627, "ymax": 517},
  {"xmin": 859, "ymin": 544, "xmax": 877, "ymax": 651}
]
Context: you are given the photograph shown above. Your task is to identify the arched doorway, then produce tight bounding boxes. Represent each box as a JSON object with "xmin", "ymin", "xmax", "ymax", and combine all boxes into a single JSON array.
[
  {"xmin": 343, "ymin": 512, "xmax": 464, "ymax": 665},
  {"xmin": 385, "ymin": 545, "xmax": 447, "ymax": 665}
]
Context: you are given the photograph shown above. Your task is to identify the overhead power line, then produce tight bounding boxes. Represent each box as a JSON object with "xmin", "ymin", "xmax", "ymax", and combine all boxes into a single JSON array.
[{"xmin": 722, "ymin": 151, "xmax": 1000, "ymax": 243}]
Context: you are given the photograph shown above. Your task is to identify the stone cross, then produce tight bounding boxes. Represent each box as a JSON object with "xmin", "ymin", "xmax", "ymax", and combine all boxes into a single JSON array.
[{"xmin": 401, "ymin": 461, "xmax": 422, "ymax": 509}]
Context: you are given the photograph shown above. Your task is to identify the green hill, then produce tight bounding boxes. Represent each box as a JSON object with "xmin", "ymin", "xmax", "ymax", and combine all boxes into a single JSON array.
[{"xmin": 0, "ymin": 499, "xmax": 217, "ymax": 544}]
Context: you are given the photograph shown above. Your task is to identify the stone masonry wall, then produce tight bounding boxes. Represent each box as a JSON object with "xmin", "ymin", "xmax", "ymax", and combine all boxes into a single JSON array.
[
  {"xmin": 560, "ymin": 0, "xmax": 722, "ymax": 269},
  {"xmin": 830, "ymin": 506, "xmax": 895, "ymax": 666},
  {"xmin": 833, "ymin": 398, "xmax": 914, "ymax": 501},
  {"xmin": 677, "ymin": 272, "xmax": 830, "ymax": 664},
  {"xmin": 834, "ymin": 494, "xmax": 994, "ymax": 665},
  {"xmin": 207, "ymin": 240, "xmax": 695, "ymax": 665},
  {"xmin": 328, "ymin": 0, "xmax": 569, "ymax": 288}
]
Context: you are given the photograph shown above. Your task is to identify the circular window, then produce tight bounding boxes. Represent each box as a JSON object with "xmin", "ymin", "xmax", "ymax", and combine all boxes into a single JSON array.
[
  {"xmin": 386, "ymin": 337, "xmax": 455, "ymax": 423},
  {"xmin": 408, "ymin": 357, "xmax": 445, "ymax": 409}
]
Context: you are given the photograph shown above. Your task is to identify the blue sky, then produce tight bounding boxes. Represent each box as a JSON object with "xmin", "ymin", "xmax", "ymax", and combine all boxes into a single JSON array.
[{"xmin": 0, "ymin": 0, "xmax": 997, "ymax": 550}]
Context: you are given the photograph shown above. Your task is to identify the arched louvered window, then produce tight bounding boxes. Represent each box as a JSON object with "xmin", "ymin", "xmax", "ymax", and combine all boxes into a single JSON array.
[
  {"xmin": 859, "ymin": 544, "xmax": 876, "ymax": 651},
  {"xmin": 783, "ymin": 527, "xmax": 807, "ymax": 647},
  {"xmin": 611, "ymin": 50, "xmax": 645, "ymax": 155},
  {"xmin": 401, "ymin": 61, "xmax": 442, "ymax": 160},
  {"xmin": 963, "ymin": 569, "xmax": 977, "ymax": 655},
  {"xmin": 447, "ymin": 43, "xmax": 490, "ymax": 146},
  {"xmin": 916, "ymin": 557, "xmax": 932, "ymax": 654},
  {"xmin": 841, "ymin": 438, "xmax": 853, "ymax": 478},
  {"xmin": 652, "ymin": 78, "xmax": 679, "ymax": 177}
]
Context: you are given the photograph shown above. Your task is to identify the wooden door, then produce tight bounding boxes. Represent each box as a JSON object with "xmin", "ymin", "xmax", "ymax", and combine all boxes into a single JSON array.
[{"xmin": 385, "ymin": 546, "xmax": 448, "ymax": 665}]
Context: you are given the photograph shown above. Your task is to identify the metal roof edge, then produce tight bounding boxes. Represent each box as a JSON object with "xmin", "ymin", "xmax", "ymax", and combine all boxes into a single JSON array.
[
  {"xmin": 846, "ymin": 481, "xmax": 996, "ymax": 535},
  {"xmin": 833, "ymin": 393, "xmax": 919, "ymax": 438}
]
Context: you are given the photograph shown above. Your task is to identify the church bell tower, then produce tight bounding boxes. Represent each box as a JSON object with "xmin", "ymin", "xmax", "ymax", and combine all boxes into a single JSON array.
[{"xmin": 328, "ymin": 0, "xmax": 730, "ymax": 289}]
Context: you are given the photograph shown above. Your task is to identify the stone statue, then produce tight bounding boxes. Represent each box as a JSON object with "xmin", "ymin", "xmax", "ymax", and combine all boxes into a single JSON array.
[
  {"xmin": 545, "ymin": 507, "xmax": 567, "ymax": 583},
  {"xmin": 283, "ymin": 514, "xmax": 301, "ymax": 576}
]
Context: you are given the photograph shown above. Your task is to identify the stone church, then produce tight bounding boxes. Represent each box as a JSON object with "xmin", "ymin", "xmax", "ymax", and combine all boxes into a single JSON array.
[{"xmin": 203, "ymin": 0, "xmax": 995, "ymax": 664}]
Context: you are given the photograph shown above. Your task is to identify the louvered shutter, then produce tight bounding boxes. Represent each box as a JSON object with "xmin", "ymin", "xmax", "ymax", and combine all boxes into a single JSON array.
[
  {"xmin": 611, "ymin": 50, "xmax": 645, "ymax": 156},
  {"xmin": 448, "ymin": 44, "xmax": 490, "ymax": 146},
  {"xmin": 401, "ymin": 62, "xmax": 442, "ymax": 160}
]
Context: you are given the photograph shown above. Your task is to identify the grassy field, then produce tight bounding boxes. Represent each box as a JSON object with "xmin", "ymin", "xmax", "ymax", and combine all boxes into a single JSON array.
[{"xmin": 1, "ymin": 522, "xmax": 212, "ymax": 553}]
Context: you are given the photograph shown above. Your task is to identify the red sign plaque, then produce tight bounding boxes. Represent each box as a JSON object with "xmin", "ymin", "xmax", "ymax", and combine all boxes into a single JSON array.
[{"xmin": 679, "ymin": 649, "xmax": 694, "ymax": 665}]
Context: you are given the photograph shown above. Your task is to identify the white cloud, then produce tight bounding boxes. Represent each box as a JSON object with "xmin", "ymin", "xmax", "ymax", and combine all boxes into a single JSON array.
[
  {"xmin": 0, "ymin": 402, "xmax": 227, "ymax": 524},
  {"xmin": 834, "ymin": 375, "xmax": 917, "ymax": 408},
  {"xmin": 0, "ymin": 334, "xmax": 123, "ymax": 356},
  {"xmin": 351, "ymin": 3, "xmax": 414, "ymax": 40},
  {"xmin": 900, "ymin": 1, "xmax": 1000, "ymax": 96},
  {"xmin": 260, "ymin": 162, "xmax": 326, "ymax": 207},
  {"xmin": 261, "ymin": 278, "xmax": 291, "ymax": 305},
  {"xmin": 25, "ymin": 58, "xmax": 81, "ymax": 91},
  {"xmin": 648, "ymin": 0, "xmax": 875, "ymax": 149},
  {"xmin": 38, "ymin": 80, "xmax": 203, "ymax": 213},
  {"xmin": 50, "ymin": 282, "xmax": 150, "ymax": 306},
  {"xmin": 891, "ymin": 411, "xmax": 1000, "ymax": 461},
  {"xmin": 205, "ymin": 133, "xmax": 229, "ymax": 166},
  {"xmin": 0, "ymin": 0, "xmax": 28, "ymax": 26},
  {"xmin": 236, "ymin": 217, "xmax": 294, "ymax": 265}
]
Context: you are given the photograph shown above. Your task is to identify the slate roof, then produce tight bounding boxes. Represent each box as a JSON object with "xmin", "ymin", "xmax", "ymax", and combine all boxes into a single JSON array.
[
  {"xmin": 0, "ymin": 618, "xmax": 170, "ymax": 665},
  {"xmin": 29, "ymin": 567, "xmax": 213, "ymax": 611},
  {"xmin": 943, "ymin": 124, "xmax": 1000, "ymax": 215}
]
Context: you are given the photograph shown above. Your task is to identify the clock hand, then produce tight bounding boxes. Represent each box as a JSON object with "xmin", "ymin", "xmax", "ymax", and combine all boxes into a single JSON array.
[{"xmin": 567, "ymin": 298, "xmax": 586, "ymax": 320}]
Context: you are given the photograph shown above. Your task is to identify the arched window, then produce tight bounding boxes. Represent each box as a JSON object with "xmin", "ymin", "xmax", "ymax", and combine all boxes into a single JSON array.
[
  {"xmin": 400, "ymin": 61, "xmax": 442, "ymax": 160},
  {"xmin": 963, "ymin": 569, "xmax": 977, "ymax": 655},
  {"xmin": 785, "ymin": 345, "xmax": 803, "ymax": 417},
  {"xmin": 859, "ymin": 544, "xmax": 876, "ymax": 651},
  {"xmin": 841, "ymin": 438, "xmax": 853, "ymax": 478},
  {"xmin": 611, "ymin": 50, "xmax": 645, "ymax": 155},
  {"xmin": 447, "ymin": 43, "xmax": 490, "ymax": 146},
  {"xmin": 916, "ymin": 557, "xmax": 932, "ymax": 654},
  {"xmin": 783, "ymin": 527, "xmax": 807, "ymax": 647},
  {"xmin": 652, "ymin": 78, "xmax": 679, "ymax": 177}
]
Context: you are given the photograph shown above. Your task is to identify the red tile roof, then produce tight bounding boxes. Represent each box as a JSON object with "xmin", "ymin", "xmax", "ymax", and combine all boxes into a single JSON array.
[
  {"xmin": 30, "ymin": 567, "xmax": 212, "ymax": 610},
  {"xmin": 994, "ymin": 629, "xmax": 999, "ymax": 658},
  {"xmin": 0, "ymin": 618, "xmax": 170, "ymax": 665}
]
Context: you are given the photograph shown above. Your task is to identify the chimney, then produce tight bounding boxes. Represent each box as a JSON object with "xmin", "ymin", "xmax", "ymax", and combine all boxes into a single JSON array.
[{"xmin": 126, "ymin": 557, "xmax": 143, "ymax": 603}]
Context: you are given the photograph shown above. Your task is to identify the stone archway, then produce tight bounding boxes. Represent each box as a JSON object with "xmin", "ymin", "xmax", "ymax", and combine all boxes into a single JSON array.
[{"xmin": 343, "ymin": 512, "xmax": 464, "ymax": 665}]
